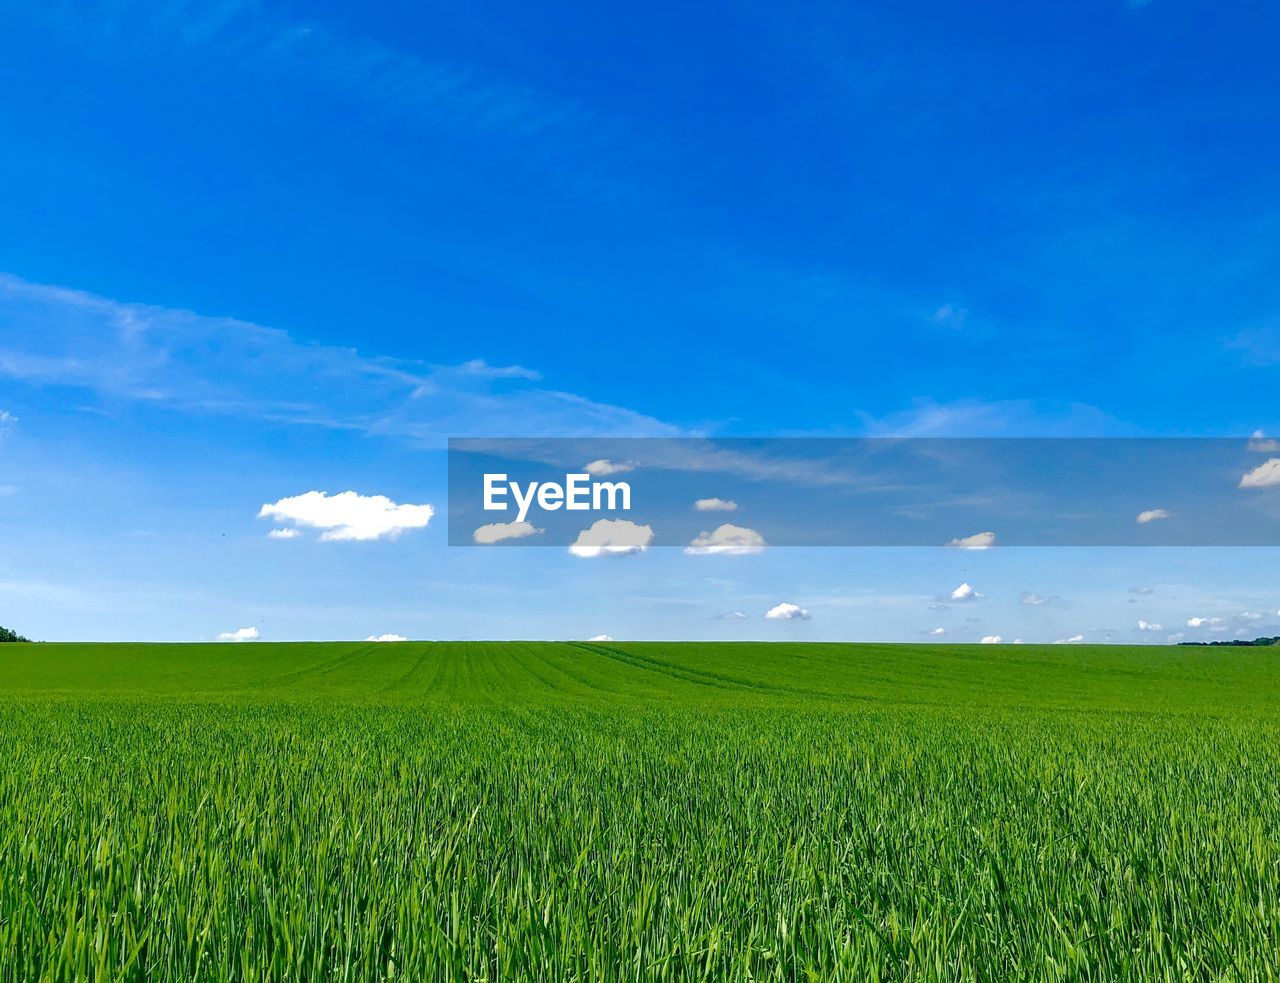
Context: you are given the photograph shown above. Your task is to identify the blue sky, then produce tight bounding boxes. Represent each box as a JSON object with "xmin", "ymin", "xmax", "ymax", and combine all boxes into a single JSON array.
[{"xmin": 1, "ymin": 0, "xmax": 1278, "ymax": 643}]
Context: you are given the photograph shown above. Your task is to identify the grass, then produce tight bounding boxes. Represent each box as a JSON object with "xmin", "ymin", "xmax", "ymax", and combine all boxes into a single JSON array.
[{"xmin": 1, "ymin": 640, "xmax": 1278, "ymax": 979}]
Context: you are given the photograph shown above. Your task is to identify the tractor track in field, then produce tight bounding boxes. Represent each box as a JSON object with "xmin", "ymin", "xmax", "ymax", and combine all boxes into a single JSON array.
[
  {"xmin": 258, "ymin": 643, "xmax": 383, "ymax": 689},
  {"xmin": 566, "ymin": 642, "xmax": 873, "ymax": 704}
]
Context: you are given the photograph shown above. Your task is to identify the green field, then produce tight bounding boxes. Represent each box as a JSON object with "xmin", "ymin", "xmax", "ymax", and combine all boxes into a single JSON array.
[{"xmin": 2, "ymin": 640, "xmax": 1278, "ymax": 979}]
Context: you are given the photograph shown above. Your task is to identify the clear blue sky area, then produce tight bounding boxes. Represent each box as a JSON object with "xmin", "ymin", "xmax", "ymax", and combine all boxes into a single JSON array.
[{"xmin": 1, "ymin": 0, "xmax": 1277, "ymax": 642}]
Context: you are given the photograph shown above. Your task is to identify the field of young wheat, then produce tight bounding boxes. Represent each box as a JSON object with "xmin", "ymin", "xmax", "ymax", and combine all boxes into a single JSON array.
[{"xmin": 1, "ymin": 640, "xmax": 1278, "ymax": 979}]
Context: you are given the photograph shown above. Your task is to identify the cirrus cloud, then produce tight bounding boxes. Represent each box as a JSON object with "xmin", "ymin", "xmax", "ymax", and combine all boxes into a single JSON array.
[{"xmin": 258, "ymin": 491, "xmax": 434, "ymax": 542}]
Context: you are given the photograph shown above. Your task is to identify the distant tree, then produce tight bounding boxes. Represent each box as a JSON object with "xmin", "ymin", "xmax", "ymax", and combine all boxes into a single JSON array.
[{"xmin": 0, "ymin": 625, "xmax": 30, "ymax": 643}]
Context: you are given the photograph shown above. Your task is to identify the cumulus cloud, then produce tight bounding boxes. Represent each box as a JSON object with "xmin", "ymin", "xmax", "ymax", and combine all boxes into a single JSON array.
[
  {"xmin": 217, "ymin": 626, "xmax": 259, "ymax": 642},
  {"xmin": 980, "ymin": 635, "xmax": 1003, "ymax": 644},
  {"xmin": 569, "ymin": 518, "xmax": 653, "ymax": 558},
  {"xmin": 1187, "ymin": 617, "xmax": 1225, "ymax": 628},
  {"xmin": 694, "ymin": 497, "xmax": 738, "ymax": 512},
  {"xmin": 473, "ymin": 520, "xmax": 542, "ymax": 544},
  {"xmin": 583, "ymin": 459, "xmax": 638, "ymax": 476},
  {"xmin": 258, "ymin": 491, "xmax": 434, "ymax": 542},
  {"xmin": 926, "ymin": 627, "xmax": 946, "ymax": 636},
  {"xmin": 1248, "ymin": 431, "xmax": 1280, "ymax": 453},
  {"xmin": 947, "ymin": 531, "xmax": 996, "ymax": 550},
  {"xmin": 764, "ymin": 602, "xmax": 810, "ymax": 620},
  {"xmin": 1239, "ymin": 458, "xmax": 1280, "ymax": 489},
  {"xmin": 948, "ymin": 582, "xmax": 984, "ymax": 603},
  {"xmin": 267, "ymin": 528, "xmax": 299, "ymax": 539},
  {"xmin": 1020, "ymin": 592, "xmax": 1052, "ymax": 606},
  {"xmin": 0, "ymin": 410, "xmax": 16, "ymax": 425},
  {"xmin": 366, "ymin": 633, "xmax": 408, "ymax": 642},
  {"xmin": 587, "ymin": 634, "xmax": 613, "ymax": 642},
  {"xmin": 1054, "ymin": 634, "xmax": 1085, "ymax": 645},
  {"xmin": 1136, "ymin": 509, "xmax": 1172, "ymax": 524},
  {"xmin": 1137, "ymin": 620, "xmax": 1162, "ymax": 631},
  {"xmin": 684, "ymin": 523, "xmax": 766, "ymax": 556}
]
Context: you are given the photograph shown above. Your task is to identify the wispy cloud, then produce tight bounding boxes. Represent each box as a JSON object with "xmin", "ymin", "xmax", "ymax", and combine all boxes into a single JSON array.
[
  {"xmin": 859, "ymin": 398, "xmax": 1129, "ymax": 438},
  {"xmin": 0, "ymin": 273, "xmax": 675, "ymax": 441},
  {"xmin": 13, "ymin": 1, "xmax": 601, "ymax": 155}
]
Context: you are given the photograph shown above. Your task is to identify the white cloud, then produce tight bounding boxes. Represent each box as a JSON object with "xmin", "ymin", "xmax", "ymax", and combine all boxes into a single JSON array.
[
  {"xmin": 1135, "ymin": 509, "xmax": 1172, "ymax": 524},
  {"xmin": 1012, "ymin": 638, "xmax": 1024, "ymax": 644},
  {"xmin": 717, "ymin": 611, "xmax": 749, "ymax": 620},
  {"xmin": 569, "ymin": 518, "xmax": 653, "ymax": 558},
  {"xmin": 947, "ymin": 531, "xmax": 996, "ymax": 550},
  {"xmin": 1020, "ymin": 592, "xmax": 1052, "ymax": 606},
  {"xmin": 1248, "ymin": 431, "xmax": 1280, "ymax": 453},
  {"xmin": 473, "ymin": 520, "xmax": 542, "ymax": 544},
  {"xmin": 1054, "ymin": 634, "xmax": 1085, "ymax": 644},
  {"xmin": 684, "ymin": 523, "xmax": 766, "ymax": 556},
  {"xmin": 217, "ymin": 626, "xmax": 259, "ymax": 642},
  {"xmin": 1187, "ymin": 617, "xmax": 1225, "ymax": 628},
  {"xmin": 980, "ymin": 635, "xmax": 1003, "ymax": 644},
  {"xmin": 0, "ymin": 274, "xmax": 680, "ymax": 444},
  {"xmin": 0, "ymin": 410, "xmax": 15, "ymax": 425},
  {"xmin": 1236, "ymin": 611, "xmax": 1264, "ymax": 623},
  {"xmin": 457, "ymin": 358, "xmax": 541, "ymax": 381},
  {"xmin": 694, "ymin": 497, "xmax": 738, "ymax": 512},
  {"xmin": 366, "ymin": 633, "xmax": 408, "ymax": 642},
  {"xmin": 1137, "ymin": 620, "xmax": 1162, "ymax": 632},
  {"xmin": 258, "ymin": 490, "xmax": 434, "ymax": 542},
  {"xmin": 587, "ymin": 634, "xmax": 613, "ymax": 642},
  {"xmin": 267, "ymin": 528, "xmax": 299, "ymax": 539},
  {"xmin": 927, "ymin": 627, "xmax": 946, "ymax": 636},
  {"xmin": 948, "ymin": 582, "xmax": 984, "ymax": 602},
  {"xmin": 764, "ymin": 602, "xmax": 810, "ymax": 620},
  {"xmin": 928, "ymin": 304, "xmax": 968, "ymax": 329},
  {"xmin": 1239, "ymin": 458, "xmax": 1280, "ymax": 489},
  {"xmin": 1129, "ymin": 586, "xmax": 1154, "ymax": 595},
  {"xmin": 583, "ymin": 459, "xmax": 638, "ymax": 476}
]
